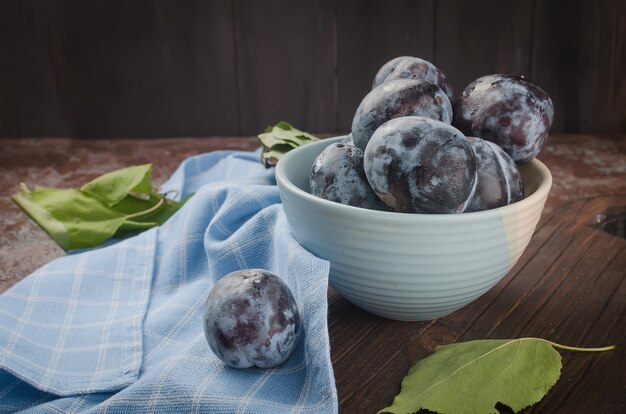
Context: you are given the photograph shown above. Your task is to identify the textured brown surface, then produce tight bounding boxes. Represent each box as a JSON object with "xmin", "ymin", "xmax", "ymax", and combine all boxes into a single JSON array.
[
  {"xmin": 1, "ymin": 134, "xmax": 625, "ymax": 412},
  {"xmin": 538, "ymin": 134, "xmax": 626, "ymax": 214}
]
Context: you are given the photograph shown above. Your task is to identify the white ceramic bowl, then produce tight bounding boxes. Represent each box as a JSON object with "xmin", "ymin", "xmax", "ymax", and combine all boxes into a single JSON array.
[{"xmin": 275, "ymin": 136, "xmax": 552, "ymax": 321}]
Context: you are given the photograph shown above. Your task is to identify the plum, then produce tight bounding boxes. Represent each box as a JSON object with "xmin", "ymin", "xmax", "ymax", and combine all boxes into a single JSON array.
[
  {"xmin": 465, "ymin": 137, "xmax": 524, "ymax": 212},
  {"xmin": 452, "ymin": 74, "xmax": 554, "ymax": 163},
  {"xmin": 352, "ymin": 78, "xmax": 453, "ymax": 151},
  {"xmin": 203, "ymin": 269, "xmax": 301, "ymax": 369},
  {"xmin": 364, "ymin": 116, "xmax": 477, "ymax": 214},
  {"xmin": 310, "ymin": 142, "xmax": 388, "ymax": 210},
  {"xmin": 372, "ymin": 56, "xmax": 454, "ymax": 101},
  {"xmin": 340, "ymin": 133, "xmax": 355, "ymax": 146}
]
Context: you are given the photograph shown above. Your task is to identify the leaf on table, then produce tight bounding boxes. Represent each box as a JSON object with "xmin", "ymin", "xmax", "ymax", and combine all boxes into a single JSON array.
[
  {"xmin": 115, "ymin": 219, "xmax": 157, "ymax": 237},
  {"xmin": 114, "ymin": 193, "xmax": 194, "ymax": 234},
  {"xmin": 81, "ymin": 164, "xmax": 153, "ymax": 206},
  {"xmin": 379, "ymin": 338, "xmax": 615, "ymax": 414},
  {"xmin": 258, "ymin": 121, "xmax": 319, "ymax": 167},
  {"xmin": 12, "ymin": 164, "xmax": 191, "ymax": 251},
  {"xmin": 13, "ymin": 185, "xmax": 127, "ymax": 251}
]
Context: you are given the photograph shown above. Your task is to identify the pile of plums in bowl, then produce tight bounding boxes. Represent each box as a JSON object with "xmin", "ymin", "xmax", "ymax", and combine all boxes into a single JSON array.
[{"xmin": 275, "ymin": 56, "xmax": 553, "ymax": 321}]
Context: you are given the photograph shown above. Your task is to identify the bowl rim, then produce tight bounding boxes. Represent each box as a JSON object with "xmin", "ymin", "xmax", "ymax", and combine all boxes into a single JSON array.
[{"xmin": 275, "ymin": 135, "xmax": 552, "ymax": 222}]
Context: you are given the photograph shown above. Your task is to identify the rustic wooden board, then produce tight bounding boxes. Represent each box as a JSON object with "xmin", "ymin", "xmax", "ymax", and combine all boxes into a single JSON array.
[
  {"xmin": 0, "ymin": 1, "xmax": 70, "ymax": 136},
  {"xmin": 434, "ymin": 0, "xmax": 534, "ymax": 97},
  {"xmin": 1, "ymin": 1, "xmax": 625, "ymax": 137},
  {"xmin": 0, "ymin": 0, "xmax": 240, "ymax": 137},
  {"xmin": 233, "ymin": 0, "xmax": 336, "ymax": 135},
  {"xmin": 531, "ymin": 0, "xmax": 626, "ymax": 133},
  {"xmin": 329, "ymin": 195, "xmax": 626, "ymax": 413},
  {"xmin": 336, "ymin": 0, "xmax": 435, "ymax": 132}
]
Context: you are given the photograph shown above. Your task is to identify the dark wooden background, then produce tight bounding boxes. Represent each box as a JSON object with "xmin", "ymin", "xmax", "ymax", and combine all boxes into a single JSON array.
[{"xmin": 1, "ymin": 0, "xmax": 624, "ymax": 138}]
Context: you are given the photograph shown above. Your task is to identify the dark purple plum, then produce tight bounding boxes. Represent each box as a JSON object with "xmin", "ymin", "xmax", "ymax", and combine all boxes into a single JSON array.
[
  {"xmin": 372, "ymin": 56, "xmax": 454, "ymax": 101},
  {"xmin": 364, "ymin": 116, "xmax": 477, "ymax": 214},
  {"xmin": 452, "ymin": 74, "xmax": 554, "ymax": 163},
  {"xmin": 310, "ymin": 142, "xmax": 388, "ymax": 210},
  {"xmin": 352, "ymin": 78, "xmax": 453, "ymax": 151},
  {"xmin": 340, "ymin": 133, "xmax": 355, "ymax": 146},
  {"xmin": 465, "ymin": 137, "xmax": 524, "ymax": 212},
  {"xmin": 203, "ymin": 269, "xmax": 301, "ymax": 369}
]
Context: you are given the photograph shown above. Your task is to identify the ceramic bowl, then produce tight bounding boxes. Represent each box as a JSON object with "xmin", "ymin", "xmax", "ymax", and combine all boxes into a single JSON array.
[{"xmin": 275, "ymin": 136, "xmax": 552, "ymax": 321}]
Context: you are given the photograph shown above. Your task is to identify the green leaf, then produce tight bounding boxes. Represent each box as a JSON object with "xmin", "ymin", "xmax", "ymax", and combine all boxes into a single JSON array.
[
  {"xmin": 12, "ymin": 165, "xmax": 191, "ymax": 251},
  {"xmin": 113, "ymin": 194, "xmax": 171, "ymax": 238},
  {"xmin": 81, "ymin": 164, "xmax": 153, "ymax": 206},
  {"xmin": 258, "ymin": 121, "xmax": 319, "ymax": 166},
  {"xmin": 275, "ymin": 121, "xmax": 293, "ymax": 130},
  {"xmin": 12, "ymin": 184, "xmax": 71, "ymax": 250},
  {"xmin": 116, "ymin": 193, "xmax": 193, "ymax": 232},
  {"xmin": 13, "ymin": 185, "xmax": 127, "ymax": 251},
  {"xmin": 115, "ymin": 219, "xmax": 158, "ymax": 237},
  {"xmin": 380, "ymin": 338, "xmax": 615, "ymax": 414},
  {"xmin": 111, "ymin": 192, "xmax": 161, "ymax": 216}
]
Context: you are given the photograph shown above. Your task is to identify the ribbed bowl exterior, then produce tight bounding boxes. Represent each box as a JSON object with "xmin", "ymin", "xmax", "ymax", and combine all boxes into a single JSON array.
[{"xmin": 276, "ymin": 136, "xmax": 552, "ymax": 321}]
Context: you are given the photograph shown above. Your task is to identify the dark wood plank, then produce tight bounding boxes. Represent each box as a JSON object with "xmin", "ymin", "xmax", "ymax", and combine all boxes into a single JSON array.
[
  {"xmin": 336, "ymin": 0, "xmax": 435, "ymax": 132},
  {"xmin": 0, "ymin": 1, "xmax": 70, "ymax": 136},
  {"xmin": 546, "ymin": 252, "xmax": 625, "ymax": 412},
  {"xmin": 233, "ymin": 0, "xmax": 336, "ymax": 136},
  {"xmin": 1, "ymin": 1, "xmax": 625, "ymax": 137},
  {"xmin": 526, "ymin": 242, "xmax": 625, "ymax": 412},
  {"xmin": 0, "ymin": 0, "xmax": 240, "ymax": 137},
  {"xmin": 434, "ymin": 0, "xmax": 534, "ymax": 98},
  {"xmin": 531, "ymin": 0, "xmax": 626, "ymax": 133}
]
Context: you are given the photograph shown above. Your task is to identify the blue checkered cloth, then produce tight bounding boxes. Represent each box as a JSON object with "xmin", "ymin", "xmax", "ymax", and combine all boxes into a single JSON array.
[{"xmin": 0, "ymin": 151, "xmax": 338, "ymax": 413}]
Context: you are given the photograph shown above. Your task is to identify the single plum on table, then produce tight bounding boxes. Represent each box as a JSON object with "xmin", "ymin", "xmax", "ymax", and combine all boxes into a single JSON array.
[
  {"xmin": 203, "ymin": 269, "xmax": 301, "ymax": 369},
  {"xmin": 364, "ymin": 116, "xmax": 477, "ymax": 214},
  {"xmin": 352, "ymin": 78, "xmax": 453, "ymax": 151},
  {"xmin": 310, "ymin": 142, "xmax": 388, "ymax": 210},
  {"xmin": 464, "ymin": 137, "xmax": 524, "ymax": 212},
  {"xmin": 452, "ymin": 74, "xmax": 554, "ymax": 163},
  {"xmin": 372, "ymin": 56, "xmax": 454, "ymax": 101}
]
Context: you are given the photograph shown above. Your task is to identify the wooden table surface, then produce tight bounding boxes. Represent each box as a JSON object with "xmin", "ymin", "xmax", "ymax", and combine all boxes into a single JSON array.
[{"xmin": 1, "ymin": 134, "xmax": 625, "ymax": 413}]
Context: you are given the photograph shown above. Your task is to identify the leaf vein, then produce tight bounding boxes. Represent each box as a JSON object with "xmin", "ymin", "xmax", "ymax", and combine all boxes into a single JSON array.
[
  {"xmin": 530, "ymin": 340, "xmax": 539, "ymax": 380},
  {"xmin": 481, "ymin": 340, "xmax": 522, "ymax": 398},
  {"xmin": 408, "ymin": 339, "xmax": 521, "ymax": 404}
]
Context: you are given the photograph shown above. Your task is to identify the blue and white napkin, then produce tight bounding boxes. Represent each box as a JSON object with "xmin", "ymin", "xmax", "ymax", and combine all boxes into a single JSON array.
[{"xmin": 0, "ymin": 150, "xmax": 338, "ymax": 413}]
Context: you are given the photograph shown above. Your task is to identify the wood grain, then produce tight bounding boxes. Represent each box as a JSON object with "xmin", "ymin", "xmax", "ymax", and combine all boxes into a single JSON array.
[
  {"xmin": 0, "ymin": 0, "xmax": 240, "ymax": 137},
  {"xmin": 1, "ymin": 0, "xmax": 625, "ymax": 137},
  {"xmin": 531, "ymin": 0, "xmax": 626, "ymax": 133},
  {"xmin": 233, "ymin": 0, "xmax": 336, "ymax": 135},
  {"xmin": 434, "ymin": 0, "xmax": 534, "ymax": 97},
  {"xmin": 0, "ymin": 1, "xmax": 70, "ymax": 136}
]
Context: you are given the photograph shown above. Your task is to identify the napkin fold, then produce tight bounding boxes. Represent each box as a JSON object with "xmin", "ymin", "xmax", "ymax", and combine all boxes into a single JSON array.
[{"xmin": 0, "ymin": 151, "xmax": 338, "ymax": 413}]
